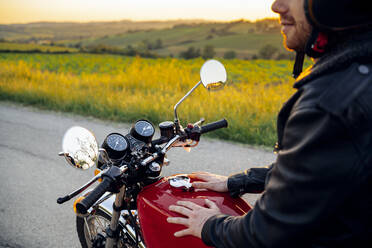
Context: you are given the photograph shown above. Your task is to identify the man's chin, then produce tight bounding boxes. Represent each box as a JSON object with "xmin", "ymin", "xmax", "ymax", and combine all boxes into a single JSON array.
[
  {"xmin": 282, "ymin": 37, "xmax": 295, "ymax": 52},
  {"xmin": 283, "ymin": 36, "xmax": 305, "ymax": 52}
]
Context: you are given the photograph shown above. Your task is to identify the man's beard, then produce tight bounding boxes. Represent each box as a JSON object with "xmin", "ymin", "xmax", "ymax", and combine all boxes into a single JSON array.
[{"xmin": 281, "ymin": 18, "xmax": 312, "ymax": 52}]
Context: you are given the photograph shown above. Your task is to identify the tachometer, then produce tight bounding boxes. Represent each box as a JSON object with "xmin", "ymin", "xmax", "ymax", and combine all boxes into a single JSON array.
[
  {"xmin": 130, "ymin": 120, "xmax": 155, "ymax": 144},
  {"xmin": 101, "ymin": 133, "xmax": 129, "ymax": 160}
]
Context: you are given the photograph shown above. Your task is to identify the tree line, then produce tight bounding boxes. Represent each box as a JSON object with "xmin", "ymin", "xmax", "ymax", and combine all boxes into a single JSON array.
[
  {"xmin": 178, "ymin": 44, "xmax": 294, "ymax": 60},
  {"xmin": 1, "ymin": 39, "xmax": 294, "ymax": 60}
]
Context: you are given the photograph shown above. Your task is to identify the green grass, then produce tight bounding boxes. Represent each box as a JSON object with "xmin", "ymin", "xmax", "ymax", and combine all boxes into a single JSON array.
[{"xmin": 0, "ymin": 53, "xmax": 304, "ymax": 147}]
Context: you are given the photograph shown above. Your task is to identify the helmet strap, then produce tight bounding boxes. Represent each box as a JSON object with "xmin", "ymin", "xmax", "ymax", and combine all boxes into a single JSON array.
[
  {"xmin": 293, "ymin": 51, "xmax": 305, "ymax": 79},
  {"xmin": 292, "ymin": 30, "xmax": 329, "ymax": 79}
]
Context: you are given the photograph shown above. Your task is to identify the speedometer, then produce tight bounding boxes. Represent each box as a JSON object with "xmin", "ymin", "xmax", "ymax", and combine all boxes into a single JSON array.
[
  {"xmin": 102, "ymin": 133, "xmax": 129, "ymax": 160},
  {"xmin": 107, "ymin": 134, "xmax": 128, "ymax": 151},
  {"xmin": 130, "ymin": 120, "xmax": 155, "ymax": 144}
]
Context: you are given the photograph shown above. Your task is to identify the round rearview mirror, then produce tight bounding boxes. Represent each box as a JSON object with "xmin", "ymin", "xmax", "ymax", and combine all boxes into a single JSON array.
[
  {"xmin": 200, "ymin": 60, "xmax": 227, "ymax": 91},
  {"xmin": 61, "ymin": 126, "xmax": 98, "ymax": 170}
]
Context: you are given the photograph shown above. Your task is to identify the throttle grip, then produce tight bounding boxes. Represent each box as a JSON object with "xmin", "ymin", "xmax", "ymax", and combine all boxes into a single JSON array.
[
  {"xmin": 75, "ymin": 177, "xmax": 113, "ymax": 215},
  {"xmin": 201, "ymin": 119, "xmax": 228, "ymax": 134}
]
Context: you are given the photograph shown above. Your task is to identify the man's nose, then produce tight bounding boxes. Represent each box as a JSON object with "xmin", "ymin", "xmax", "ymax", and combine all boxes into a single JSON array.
[{"xmin": 271, "ymin": 0, "xmax": 288, "ymax": 14}]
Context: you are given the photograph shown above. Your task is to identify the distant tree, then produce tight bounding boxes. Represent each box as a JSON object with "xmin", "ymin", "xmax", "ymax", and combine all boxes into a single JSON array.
[
  {"xmin": 255, "ymin": 22, "xmax": 268, "ymax": 32},
  {"xmin": 74, "ymin": 42, "xmax": 82, "ymax": 49},
  {"xmin": 258, "ymin": 44, "xmax": 278, "ymax": 59},
  {"xmin": 142, "ymin": 40, "xmax": 153, "ymax": 50},
  {"xmin": 126, "ymin": 45, "xmax": 137, "ymax": 56},
  {"xmin": 223, "ymin": 50, "xmax": 237, "ymax": 59},
  {"xmin": 155, "ymin": 39, "xmax": 163, "ymax": 49},
  {"xmin": 179, "ymin": 47, "xmax": 200, "ymax": 59},
  {"xmin": 206, "ymin": 35, "xmax": 214, "ymax": 40},
  {"xmin": 202, "ymin": 45, "xmax": 215, "ymax": 59},
  {"xmin": 86, "ymin": 44, "xmax": 122, "ymax": 54},
  {"xmin": 233, "ymin": 18, "xmax": 246, "ymax": 24},
  {"xmin": 255, "ymin": 18, "xmax": 280, "ymax": 32},
  {"xmin": 275, "ymin": 52, "xmax": 295, "ymax": 60}
]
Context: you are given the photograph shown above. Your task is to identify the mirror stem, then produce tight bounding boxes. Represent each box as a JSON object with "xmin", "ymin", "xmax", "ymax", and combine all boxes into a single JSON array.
[{"xmin": 174, "ymin": 81, "xmax": 202, "ymax": 131}]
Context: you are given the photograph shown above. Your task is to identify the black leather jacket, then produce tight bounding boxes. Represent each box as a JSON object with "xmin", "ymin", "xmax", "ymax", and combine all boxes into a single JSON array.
[{"xmin": 201, "ymin": 32, "xmax": 372, "ymax": 248}]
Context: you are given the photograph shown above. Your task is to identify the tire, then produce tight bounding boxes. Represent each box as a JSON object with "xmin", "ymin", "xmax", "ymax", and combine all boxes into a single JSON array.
[
  {"xmin": 76, "ymin": 209, "xmax": 139, "ymax": 248},
  {"xmin": 76, "ymin": 209, "xmax": 112, "ymax": 248}
]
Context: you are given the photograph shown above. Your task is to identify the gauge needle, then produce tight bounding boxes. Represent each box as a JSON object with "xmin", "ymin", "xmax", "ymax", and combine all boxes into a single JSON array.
[{"xmin": 142, "ymin": 126, "xmax": 149, "ymax": 134}]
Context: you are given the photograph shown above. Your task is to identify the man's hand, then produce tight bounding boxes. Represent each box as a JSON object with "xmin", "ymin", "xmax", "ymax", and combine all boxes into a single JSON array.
[
  {"xmin": 189, "ymin": 172, "xmax": 228, "ymax": 192},
  {"xmin": 167, "ymin": 199, "xmax": 221, "ymax": 238}
]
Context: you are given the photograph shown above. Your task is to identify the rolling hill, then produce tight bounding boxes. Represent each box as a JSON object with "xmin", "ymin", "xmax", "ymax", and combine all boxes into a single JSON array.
[{"xmin": 0, "ymin": 19, "xmax": 291, "ymax": 59}]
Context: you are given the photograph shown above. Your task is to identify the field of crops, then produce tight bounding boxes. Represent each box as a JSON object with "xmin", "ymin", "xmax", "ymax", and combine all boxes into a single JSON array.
[{"xmin": 0, "ymin": 53, "xmax": 302, "ymax": 147}]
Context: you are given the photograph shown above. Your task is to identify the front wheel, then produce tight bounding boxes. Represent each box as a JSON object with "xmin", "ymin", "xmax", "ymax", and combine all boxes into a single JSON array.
[{"xmin": 76, "ymin": 209, "xmax": 137, "ymax": 248}]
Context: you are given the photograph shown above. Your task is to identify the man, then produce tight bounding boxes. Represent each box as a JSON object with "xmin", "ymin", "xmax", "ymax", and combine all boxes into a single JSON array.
[{"xmin": 167, "ymin": 0, "xmax": 372, "ymax": 247}]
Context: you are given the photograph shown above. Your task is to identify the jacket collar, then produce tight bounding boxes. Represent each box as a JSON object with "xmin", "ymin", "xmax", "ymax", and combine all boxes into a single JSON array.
[{"xmin": 294, "ymin": 31, "xmax": 372, "ymax": 89}]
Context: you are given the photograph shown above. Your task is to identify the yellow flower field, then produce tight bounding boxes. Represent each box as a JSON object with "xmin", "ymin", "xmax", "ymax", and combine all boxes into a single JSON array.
[{"xmin": 0, "ymin": 53, "xmax": 299, "ymax": 146}]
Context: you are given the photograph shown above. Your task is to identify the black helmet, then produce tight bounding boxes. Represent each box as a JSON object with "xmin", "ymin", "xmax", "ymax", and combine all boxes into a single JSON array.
[
  {"xmin": 304, "ymin": 0, "xmax": 372, "ymax": 31},
  {"xmin": 292, "ymin": 0, "xmax": 372, "ymax": 78}
]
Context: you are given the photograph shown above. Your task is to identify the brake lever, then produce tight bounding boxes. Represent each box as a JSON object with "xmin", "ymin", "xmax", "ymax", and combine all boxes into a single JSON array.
[
  {"xmin": 57, "ymin": 167, "xmax": 110, "ymax": 204},
  {"xmin": 193, "ymin": 118, "xmax": 205, "ymax": 127}
]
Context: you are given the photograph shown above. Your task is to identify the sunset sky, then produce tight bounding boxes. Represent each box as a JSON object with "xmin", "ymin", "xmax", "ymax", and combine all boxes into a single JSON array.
[{"xmin": 0, "ymin": 0, "xmax": 277, "ymax": 24}]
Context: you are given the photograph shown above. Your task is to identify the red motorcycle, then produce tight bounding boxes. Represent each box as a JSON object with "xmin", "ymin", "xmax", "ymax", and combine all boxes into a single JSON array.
[{"xmin": 57, "ymin": 60, "xmax": 251, "ymax": 248}]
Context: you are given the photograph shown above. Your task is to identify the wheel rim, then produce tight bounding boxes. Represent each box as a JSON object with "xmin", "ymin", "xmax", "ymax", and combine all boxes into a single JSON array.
[{"xmin": 83, "ymin": 214, "xmax": 111, "ymax": 247}]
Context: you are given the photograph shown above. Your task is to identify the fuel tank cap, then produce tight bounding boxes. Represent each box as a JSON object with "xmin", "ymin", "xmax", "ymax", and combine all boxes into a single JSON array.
[{"xmin": 169, "ymin": 175, "xmax": 192, "ymax": 189}]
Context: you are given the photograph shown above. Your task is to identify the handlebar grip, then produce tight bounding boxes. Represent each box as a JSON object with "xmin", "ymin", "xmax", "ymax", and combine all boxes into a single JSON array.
[
  {"xmin": 201, "ymin": 119, "xmax": 228, "ymax": 134},
  {"xmin": 75, "ymin": 177, "xmax": 113, "ymax": 215}
]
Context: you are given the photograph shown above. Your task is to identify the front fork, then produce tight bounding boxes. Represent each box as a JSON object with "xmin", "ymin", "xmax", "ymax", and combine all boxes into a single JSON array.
[
  {"xmin": 101, "ymin": 186, "xmax": 145, "ymax": 248},
  {"xmin": 105, "ymin": 186, "xmax": 126, "ymax": 248}
]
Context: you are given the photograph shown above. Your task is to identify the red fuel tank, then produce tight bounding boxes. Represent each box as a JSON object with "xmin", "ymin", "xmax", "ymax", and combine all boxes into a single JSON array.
[{"xmin": 137, "ymin": 175, "xmax": 252, "ymax": 248}]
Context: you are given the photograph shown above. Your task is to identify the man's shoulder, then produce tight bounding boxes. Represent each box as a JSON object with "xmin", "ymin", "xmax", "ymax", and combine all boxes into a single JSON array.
[
  {"xmin": 294, "ymin": 62, "xmax": 372, "ymax": 116},
  {"xmin": 316, "ymin": 62, "xmax": 372, "ymax": 116}
]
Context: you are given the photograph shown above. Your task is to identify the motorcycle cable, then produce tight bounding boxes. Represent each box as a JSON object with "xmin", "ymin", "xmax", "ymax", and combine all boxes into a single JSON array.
[{"xmin": 126, "ymin": 200, "xmax": 144, "ymax": 247}]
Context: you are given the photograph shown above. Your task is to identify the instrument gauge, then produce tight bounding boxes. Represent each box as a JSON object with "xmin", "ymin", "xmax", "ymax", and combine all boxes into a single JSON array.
[
  {"xmin": 102, "ymin": 133, "xmax": 129, "ymax": 160},
  {"xmin": 107, "ymin": 134, "xmax": 128, "ymax": 151},
  {"xmin": 130, "ymin": 120, "xmax": 155, "ymax": 144}
]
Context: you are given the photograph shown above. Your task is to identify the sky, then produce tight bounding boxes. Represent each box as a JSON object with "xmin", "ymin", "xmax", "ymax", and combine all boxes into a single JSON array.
[{"xmin": 0, "ymin": 0, "xmax": 277, "ymax": 24}]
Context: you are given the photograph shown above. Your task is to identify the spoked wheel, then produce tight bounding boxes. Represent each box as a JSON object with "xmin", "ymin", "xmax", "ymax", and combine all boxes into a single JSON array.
[{"xmin": 76, "ymin": 209, "xmax": 137, "ymax": 248}]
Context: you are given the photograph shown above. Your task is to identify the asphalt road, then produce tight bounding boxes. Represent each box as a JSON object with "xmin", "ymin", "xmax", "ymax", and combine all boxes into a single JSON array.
[{"xmin": 0, "ymin": 102, "xmax": 276, "ymax": 248}]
